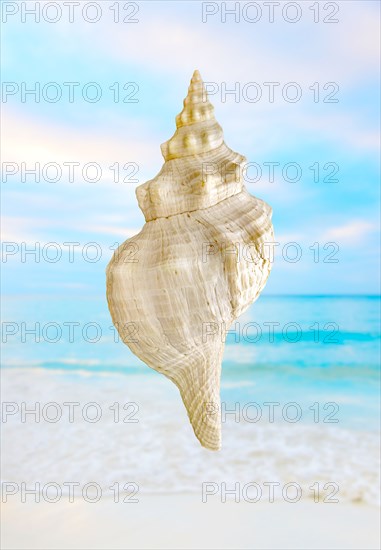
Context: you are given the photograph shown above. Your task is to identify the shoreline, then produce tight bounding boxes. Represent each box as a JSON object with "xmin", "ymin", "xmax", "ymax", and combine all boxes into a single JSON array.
[{"xmin": 2, "ymin": 367, "xmax": 380, "ymax": 507}]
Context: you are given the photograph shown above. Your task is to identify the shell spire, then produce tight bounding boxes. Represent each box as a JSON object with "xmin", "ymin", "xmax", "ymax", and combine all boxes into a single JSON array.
[
  {"xmin": 106, "ymin": 71, "xmax": 275, "ymax": 450},
  {"xmin": 160, "ymin": 70, "xmax": 224, "ymax": 161},
  {"xmin": 136, "ymin": 71, "xmax": 247, "ymax": 222}
]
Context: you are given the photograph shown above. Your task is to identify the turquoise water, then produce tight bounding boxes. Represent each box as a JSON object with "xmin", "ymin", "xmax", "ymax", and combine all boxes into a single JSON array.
[{"xmin": 1, "ymin": 295, "xmax": 380, "ymax": 430}]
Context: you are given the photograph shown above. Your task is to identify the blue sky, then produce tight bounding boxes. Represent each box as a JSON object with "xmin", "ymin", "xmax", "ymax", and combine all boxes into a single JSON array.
[{"xmin": 1, "ymin": 0, "xmax": 380, "ymax": 295}]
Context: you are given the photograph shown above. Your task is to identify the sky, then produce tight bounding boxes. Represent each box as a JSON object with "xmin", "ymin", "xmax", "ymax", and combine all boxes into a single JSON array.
[{"xmin": 1, "ymin": 0, "xmax": 380, "ymax": 296}]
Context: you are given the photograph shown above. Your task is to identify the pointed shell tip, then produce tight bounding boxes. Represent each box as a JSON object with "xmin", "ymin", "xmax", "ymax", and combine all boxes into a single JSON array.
[{"xmin": 192, "ymin": 69, "xmax": 202, "ymax": 82}]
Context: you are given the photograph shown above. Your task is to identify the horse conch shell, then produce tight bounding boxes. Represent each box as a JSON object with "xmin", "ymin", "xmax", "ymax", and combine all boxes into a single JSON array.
[{"xmin": 106, "ymin": 70, "xmax": 274, "ymax": 450}]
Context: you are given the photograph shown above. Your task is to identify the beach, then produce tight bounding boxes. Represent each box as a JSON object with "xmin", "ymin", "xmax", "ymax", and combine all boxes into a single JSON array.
[{"xmin": 2, "ymin": 494, "xmax": 380, "ymax": 550}]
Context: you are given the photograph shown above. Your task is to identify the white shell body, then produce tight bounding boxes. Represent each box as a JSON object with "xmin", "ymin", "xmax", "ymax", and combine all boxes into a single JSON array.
[{"xmin": 106, "ymin": 71, "xmax": 274, "ymax": 450}]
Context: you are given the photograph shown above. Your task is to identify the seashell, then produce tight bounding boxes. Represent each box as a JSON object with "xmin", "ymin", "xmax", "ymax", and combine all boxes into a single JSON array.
[{"xmin": 106, "ymin": 70, "xmax": 274, "ymax": 450}]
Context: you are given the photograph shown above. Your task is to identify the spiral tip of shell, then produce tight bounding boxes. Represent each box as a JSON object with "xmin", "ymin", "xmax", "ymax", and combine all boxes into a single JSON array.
[
  {"xmin": 161, "ymin": 71, "xmax": 223, "ymax": 161},
  {"xmin": 191, "ymin": 69, "xmax": 202, "ymax": 82}
]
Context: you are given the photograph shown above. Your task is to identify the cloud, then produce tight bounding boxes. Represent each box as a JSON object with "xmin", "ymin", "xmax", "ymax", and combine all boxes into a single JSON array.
[
  {"xmin": 295, "ymin": 112, "xmax": 380, "ymax": 154},
  {"xmin": 1, "ymin": 108, "xmax": 159, "ymax": 169},
  {"xmin": 323, "ymin": 220, "xmax": 379, "ymax": 244},
  {"xmin": 276, "ymin": 221, "xmax": 379, "ymax": 249},
  {"xmin": 85, "ymin": 3, "xmax": 380, "ymax": 86},
  {"xmin": 1, "ymin": 213, "xmax": 141, "ymax": 255},
  {"xmin": 1, "ymin": 216, "xmax": 46, "ymax": 242},
  {"xmin": 82, "ymin": 225, "xmax": 140, "ymax": 237}
]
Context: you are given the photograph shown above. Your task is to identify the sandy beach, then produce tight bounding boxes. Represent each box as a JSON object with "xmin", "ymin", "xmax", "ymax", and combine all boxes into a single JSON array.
[{"xmin": 2, "ymin": 495, "xmax": 380, "ymax": 550}]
